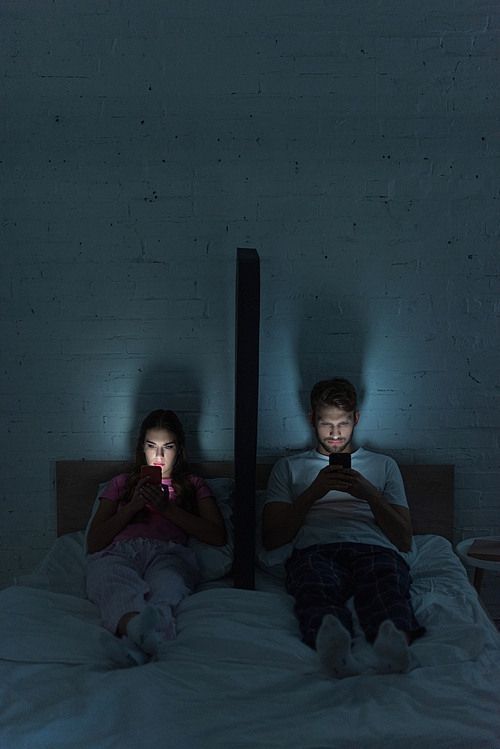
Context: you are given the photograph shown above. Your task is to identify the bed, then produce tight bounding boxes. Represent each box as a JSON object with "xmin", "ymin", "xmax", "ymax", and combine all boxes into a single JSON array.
[
  {"xmin": 1, "ymin": 460, "xmax": 500, "ymax": 749},
  {"xmin": 1, "ymin": 249, "xmax": 500, "ymax": 748}
]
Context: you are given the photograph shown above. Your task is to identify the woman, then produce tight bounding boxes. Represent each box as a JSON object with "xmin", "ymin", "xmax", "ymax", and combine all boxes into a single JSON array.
[{"xmin": 86, "ymin": 409, "xmax": 226, "ymax": 666}]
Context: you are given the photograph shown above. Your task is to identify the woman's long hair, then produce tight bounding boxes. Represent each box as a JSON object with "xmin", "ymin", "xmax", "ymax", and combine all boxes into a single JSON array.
[{"xmin": 121, "ymin": 409, "xmax": 197, "ymax": 521}]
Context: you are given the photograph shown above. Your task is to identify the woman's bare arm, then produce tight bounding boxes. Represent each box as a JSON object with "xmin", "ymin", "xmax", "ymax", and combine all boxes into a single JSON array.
[{"xmin": 142, "ymin": 483, "xmax": 227, "ymax": 547}]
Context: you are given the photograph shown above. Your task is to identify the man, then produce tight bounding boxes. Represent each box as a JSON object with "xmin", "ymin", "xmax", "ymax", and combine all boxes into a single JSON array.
[{"xmin": 262, "ymin": 378, "xmax": 425, "ymax": 678}]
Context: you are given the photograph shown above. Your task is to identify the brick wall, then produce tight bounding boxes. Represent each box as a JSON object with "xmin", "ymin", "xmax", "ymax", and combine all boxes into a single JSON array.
[{"xmin": 1, "ymin": 0, "xmax": 498, "ymax": 587}]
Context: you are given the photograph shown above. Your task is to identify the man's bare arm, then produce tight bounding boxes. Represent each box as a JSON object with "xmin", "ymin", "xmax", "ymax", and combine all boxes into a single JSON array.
[
  {"xmin": 365, "ymin": 494, "xmax": 413, "ymax": 552},
  {"xmin": 262, "ymin": 464, "xmax": 413, "ymax": 553},
  {"xmin": 342, "ymin": 469, "xmax": 413, "ymax": 552},
  {"xmin": 262, "ymin": 492, "xmax": 315, "ymax": 551},
  {"xmin": 262, "ymin": 465, "xmax": 354, "ymax": 550}
]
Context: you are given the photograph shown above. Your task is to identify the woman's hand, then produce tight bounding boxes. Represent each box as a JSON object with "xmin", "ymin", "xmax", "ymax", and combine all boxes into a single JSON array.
[
  {"xmin": 137, "ymin": 481, "xmax": 170, "ymax": 516},
  {"xmin": 126, "ymin": 477, "xmax": 155, "ymax": 516}
]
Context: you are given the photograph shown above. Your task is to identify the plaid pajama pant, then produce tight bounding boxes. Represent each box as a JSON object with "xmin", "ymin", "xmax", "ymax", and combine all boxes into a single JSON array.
[{"xmin": 285, "ymin": 542, "xmax": 426, "ymax": 648}]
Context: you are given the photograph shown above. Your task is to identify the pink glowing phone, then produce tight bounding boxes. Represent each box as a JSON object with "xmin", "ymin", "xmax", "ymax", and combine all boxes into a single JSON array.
[
  {"xmin": 329, "ymin": 453, "xmax": 351, "ymax": 469},
  {"xmin": 141, "ymin": 465, "xmax": 162, "ymax": 484}
]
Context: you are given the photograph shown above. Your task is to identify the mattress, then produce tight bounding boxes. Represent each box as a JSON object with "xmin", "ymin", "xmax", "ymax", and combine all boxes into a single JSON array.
[{"xmin": 1, "ymin": 532, "xmax": 499, "ymax": 749}]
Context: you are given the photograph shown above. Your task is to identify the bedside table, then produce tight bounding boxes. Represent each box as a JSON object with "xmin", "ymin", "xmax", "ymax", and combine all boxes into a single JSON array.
[{"xmin": 455, "ymin": 537, "xmax": 500, "ymax": 595}]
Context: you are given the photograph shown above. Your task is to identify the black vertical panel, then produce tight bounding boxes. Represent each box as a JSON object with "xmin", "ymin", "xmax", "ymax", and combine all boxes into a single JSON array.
[{"xmin": 234, "ymin": 248, "xmax": 260, "ymax": 590}]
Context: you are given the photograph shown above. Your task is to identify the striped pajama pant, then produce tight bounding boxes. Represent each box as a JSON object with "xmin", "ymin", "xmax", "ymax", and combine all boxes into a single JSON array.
[
  {"xmin": 85, "ymin": 538, "xmax": 200, "ymax": 641},
  {"xmin": 285, "ymin": 542, "xmax": 426, "ymax": 648}
]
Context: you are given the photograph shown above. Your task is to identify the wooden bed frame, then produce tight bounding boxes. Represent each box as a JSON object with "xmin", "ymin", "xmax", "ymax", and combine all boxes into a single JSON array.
[{"xmin": 56, "ymin": 459, "xmax": 454, "ymax": 572}]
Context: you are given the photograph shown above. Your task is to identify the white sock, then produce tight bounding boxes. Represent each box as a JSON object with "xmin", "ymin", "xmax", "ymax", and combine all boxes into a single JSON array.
[
  {"xmin": 373, "ymin": 620, "xmax": 411, "ymax": 674},
  {"xmin": 127, "ymin": 606, "xmax": 161, "ymax": 655},
  {"xmin": 100, "ymin": 632, "xmax": 148, "ymax": 669},
  {"xmin": 316, "ymin": 614, "xmax": 361, "ymax": 679}
]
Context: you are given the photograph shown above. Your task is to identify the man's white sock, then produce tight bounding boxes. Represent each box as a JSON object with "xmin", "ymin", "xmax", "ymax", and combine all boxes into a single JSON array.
[
  {"xmin": 373, "ymin": 619, "xmax": 411, "ymax": 674},
  {"xmin": 316, "ymin": 614, "xmax": 361, "ymax": 679}
]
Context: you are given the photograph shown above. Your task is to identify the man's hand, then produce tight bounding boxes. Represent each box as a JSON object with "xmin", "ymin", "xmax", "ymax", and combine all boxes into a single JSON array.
[
  {"xmin": 334, "ymin": 467, "xmax": 413, "ymax": 552},
  {"xmin": 263, "ymin": 463, "xmax": 413, "ymax": 554},
  {"xmin": 309, "ymin": 464, "xmax": 370, "ymax": 500},
  {"xmin": 263, "ymin": 464, "xmax": 358, "ymax": 551},
  {"xmin": 335, "ymin": 467, "xmax": 378, "ymax": 502}
]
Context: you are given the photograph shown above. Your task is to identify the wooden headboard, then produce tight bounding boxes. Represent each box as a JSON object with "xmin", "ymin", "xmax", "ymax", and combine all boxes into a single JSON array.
[{"xmin": 56, "ymin": 460, "xmax": 454, "ymax": 542}]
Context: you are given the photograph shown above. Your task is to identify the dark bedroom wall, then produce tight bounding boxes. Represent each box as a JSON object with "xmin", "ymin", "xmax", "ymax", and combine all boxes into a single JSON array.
[{"xmin": 1, "ymin": 0, "xmax": 498, "ymax": 587}]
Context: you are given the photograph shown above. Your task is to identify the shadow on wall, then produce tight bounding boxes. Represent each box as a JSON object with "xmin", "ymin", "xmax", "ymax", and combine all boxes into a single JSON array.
[
  {"xmin": 296, "ymin": 293, "xmax": 369, "ymax": 416},
  {"xmin": 258, "ymin": 304, "xmax": 309, "ymax": 455},
  {"xmin": 129, "ymin": 363, "xmax": 204, "ymax": 459},
  {"xmin": 258, "ymin": 291, "xmax": 369, "ymax": 456}
]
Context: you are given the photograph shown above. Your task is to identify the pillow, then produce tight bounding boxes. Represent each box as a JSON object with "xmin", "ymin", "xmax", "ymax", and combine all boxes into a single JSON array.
[
  {"xmin": 255, "ymin": 489, "xmax": 293, "ymax": 578},
  {"xmin": 83, "ymin": 482, "xmax": 108, "ymax": 559},
  {"xmin": 83, "ymin": 478, "xmax": 235, "ymax": 583},
  {"xmin": 16, "ymin": 532, "xmax": 88, "ymax": 598},
  {"xmin": 188, "ymin": 477, "xmax": 234, "ymax": 582}
]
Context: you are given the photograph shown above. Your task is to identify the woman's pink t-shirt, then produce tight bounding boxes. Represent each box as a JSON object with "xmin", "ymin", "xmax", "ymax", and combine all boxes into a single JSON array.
[{"xmin": 100, "ymin": 473, "xmax": 213, "ymax": 547}]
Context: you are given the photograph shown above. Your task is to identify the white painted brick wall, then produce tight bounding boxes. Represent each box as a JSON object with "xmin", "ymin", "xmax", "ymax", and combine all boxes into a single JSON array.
[{"xmin": 1, "ymin": 0, "xmax": 498, "ymax": 587}]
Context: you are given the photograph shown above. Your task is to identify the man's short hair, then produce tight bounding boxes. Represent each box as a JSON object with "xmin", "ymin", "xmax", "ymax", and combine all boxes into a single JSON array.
[{"xmin": 310, "ymin": 378, "xmax": 358, "ymax": 415}]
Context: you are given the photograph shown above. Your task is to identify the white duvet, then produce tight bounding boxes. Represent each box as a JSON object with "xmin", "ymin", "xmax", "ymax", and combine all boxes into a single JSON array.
[{"xmin": 1, "ymin": 533, "xmax": 500, "ymax": 749}]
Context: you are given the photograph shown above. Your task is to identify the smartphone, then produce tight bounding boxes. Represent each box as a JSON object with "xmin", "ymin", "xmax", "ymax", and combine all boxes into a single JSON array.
[
  {"xmin": 141, "ymin": 464, "xmax": 162, "ymax": 484},
  {"xmin": 329, "ymin": 453, "xmax": 351, "ymax": 469}
]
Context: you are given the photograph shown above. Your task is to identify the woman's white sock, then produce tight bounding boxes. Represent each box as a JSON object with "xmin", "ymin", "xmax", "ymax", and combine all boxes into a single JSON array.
[
  {"xmin": 100, "ymin": 632, "xmax": 148, "ymax": 668},
  {"xmin": 127, "ymin": 606, "xmax": 161, "ymax": 656}
]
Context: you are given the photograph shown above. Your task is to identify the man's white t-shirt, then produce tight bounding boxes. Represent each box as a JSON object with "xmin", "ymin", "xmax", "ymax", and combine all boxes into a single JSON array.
[{"xmin": 265, "ymin": 447, "xmax": 416, "ymax": 562}]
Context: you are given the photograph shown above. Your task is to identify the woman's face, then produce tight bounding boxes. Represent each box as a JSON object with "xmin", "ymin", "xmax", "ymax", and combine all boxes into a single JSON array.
[{"xmin": 143, "ymin": 428, "xmax": 178, "ymax": 478}]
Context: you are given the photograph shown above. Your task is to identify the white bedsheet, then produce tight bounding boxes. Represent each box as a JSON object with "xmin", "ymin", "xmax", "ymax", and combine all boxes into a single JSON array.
[{"xmin": 1, "ymin": 533, "xmax": 500, "ymax": 749}]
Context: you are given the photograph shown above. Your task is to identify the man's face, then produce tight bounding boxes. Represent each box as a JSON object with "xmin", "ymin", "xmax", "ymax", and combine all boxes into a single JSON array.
[{"xmin": 309, "ymin": 405, "xmax": 360, "ymax": 456}]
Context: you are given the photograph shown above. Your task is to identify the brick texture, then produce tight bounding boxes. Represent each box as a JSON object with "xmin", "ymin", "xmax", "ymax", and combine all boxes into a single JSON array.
[{"xmin": 1, "ymin": 0, "xmax": 499, "ymax": 587}]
